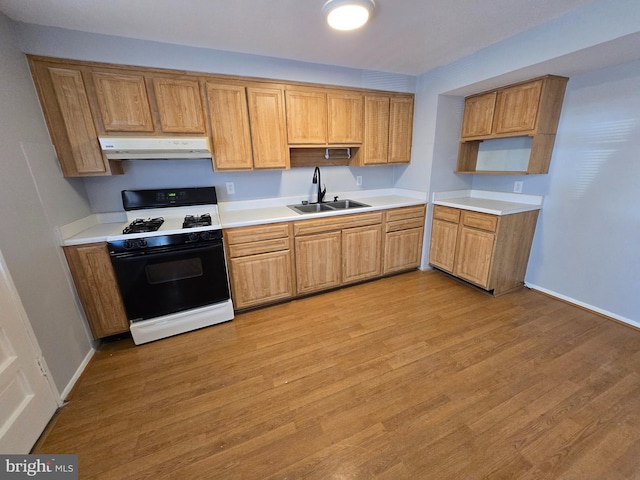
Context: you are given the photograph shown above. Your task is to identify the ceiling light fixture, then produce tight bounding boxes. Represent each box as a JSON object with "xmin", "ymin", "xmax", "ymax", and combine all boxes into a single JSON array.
[{"xmin": 322, "ymin": 0, "xmax": 376, "ymax": 31}]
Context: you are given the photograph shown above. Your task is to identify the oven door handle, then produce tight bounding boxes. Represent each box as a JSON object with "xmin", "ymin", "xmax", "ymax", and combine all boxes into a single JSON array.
[{"xmin": 110, "ymin": 241, "xmax": 222, "ymax": 260}]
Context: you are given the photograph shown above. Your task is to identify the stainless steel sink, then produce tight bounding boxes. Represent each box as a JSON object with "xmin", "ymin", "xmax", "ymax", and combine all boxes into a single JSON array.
[
  {"xmin": 288, "ymin": 199, "xmax": 370, "ymax": 214},
  {"xmin": 325, "ymin": 199, "xmax": 369, "ymax": 209}
]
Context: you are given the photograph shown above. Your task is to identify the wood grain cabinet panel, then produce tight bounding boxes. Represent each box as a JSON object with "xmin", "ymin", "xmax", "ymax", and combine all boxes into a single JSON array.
[
  {"xmin": 295, "ymin": 232, "xmax": 342, "ymax": 294},
  {"xmin": 461, "ymin": 92, "xmax": 496, "ymax": 138},
  {"xmin": 92, "ymin": 71, "xmax": 154, "ymax": 132},
  {"xmin": 428, "ymin": 218, "xmax": 459, "ymax": 273},
  {"xmin": 206, "ymin": 83, "xmax": 253, "ymax": 170},
  {"xmin": 342, "ymin": 225, "xmax": 382, "ymax": 283},
  {"xmin": 63, "ymin": 243, "xmax": 129, "ymax": 339},
  {"xmin": 452, "ymin": 227, "xmax": 495, "ymax": 287},
  {"xmin": 388, "ymin": 95, "xmax": 414, "ymax": 163},
  {"xmin": 285, "ymin": 89, "xmax": 327, "ymax": 144},
  {"xmin": 327, "ymin": 92, "xmax": 363, "ymax": 144},
  {"xmin": 152, "ymin": 77, "xmax": 206, "ymax": 133},
  {"xmin": 47, "ymin": 67, "xmax": 107, "ymax": 175},
  {"xmin": 247, "ymin": 86, "xmax": 290, "ymax": 169},
  {"xmin": 494, "ymin": 80, "xmax": 543, "ymax": 134}
]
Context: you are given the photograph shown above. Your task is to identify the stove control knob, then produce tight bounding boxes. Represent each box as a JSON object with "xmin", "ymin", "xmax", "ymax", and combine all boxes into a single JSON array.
[
  {"xmin": 200, "ymin": 232, "xmax": 212, "ymax": 241},
  {"xmin": 123, "ymin": 240, "xmax": 134, "ymax": 250},
  {"xmin": 138, "ymin": 239, "xmax": 148, "ymax": 248},
  {"xmin": 188, "ymin": 232, "xmax": 200, "ymax": 242}
]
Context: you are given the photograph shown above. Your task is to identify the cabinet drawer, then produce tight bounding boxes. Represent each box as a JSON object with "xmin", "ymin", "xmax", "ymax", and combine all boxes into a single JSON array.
[
  {"xmin": 462, "ymin": 211, "xmax": 498, "ymax": 232},
  {"xmin": 229, "ymin": 237, "xmax": 290, "ymax": 258},
  {"xmin": 386, "ymin": 217, "xmax": 424, "ymax": 233},
  {"xmin": 433, "ymin": 205, "xmax": 460, "ymax": 223},
  {"xmin": 225, "ymin": 223, "xmax": 289, "ymax": 245},
  {"xmin": 385, "ymin": 205, "xmax": 425, "ymax": 222},
  {"xmin": 294, "ymin": 212, "xmax": 382, "ymax": 236}
]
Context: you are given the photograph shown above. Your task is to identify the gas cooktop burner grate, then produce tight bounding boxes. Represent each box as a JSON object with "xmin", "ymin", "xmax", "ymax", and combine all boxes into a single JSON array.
[
  {"xmin": 123, "ymin": 217, "xmax": 165, "ymax": 234},
  {"xmin": 183, "ymin": 213, "xmax": 212, "ymax": 228}
]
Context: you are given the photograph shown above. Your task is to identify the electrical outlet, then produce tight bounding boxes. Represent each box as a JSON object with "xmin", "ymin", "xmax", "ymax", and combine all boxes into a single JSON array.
[
  {"xmin": 513, "ymin": 181, "xmax": 523, "ymax": 193},
  {"xmin": 356, "ymin": 176, "xmax": 363, "ymax": 186},
  {"xmin": 226, "ymin": 182, "xmax": 235, "ymax": 195}
]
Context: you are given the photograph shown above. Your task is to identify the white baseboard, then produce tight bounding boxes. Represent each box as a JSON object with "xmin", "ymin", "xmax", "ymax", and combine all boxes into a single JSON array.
[
  {"xmin": 525, "ymin": 282, "xmax": 639, "ymax": 330},
  {"xmin": 59, "ymin": 347, "xmax": 96, "ymax": 401}
]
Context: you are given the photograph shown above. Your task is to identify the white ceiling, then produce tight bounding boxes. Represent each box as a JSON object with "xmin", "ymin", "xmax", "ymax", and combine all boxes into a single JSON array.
[{"xmin": 0, "ymin": 0, "xmax": 602, "ymax": 76}]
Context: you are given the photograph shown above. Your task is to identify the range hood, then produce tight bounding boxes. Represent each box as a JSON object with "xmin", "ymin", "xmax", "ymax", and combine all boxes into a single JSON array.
[{"xmin": 98, "ymin": 137, "xmax": 212, "ymax": 160}]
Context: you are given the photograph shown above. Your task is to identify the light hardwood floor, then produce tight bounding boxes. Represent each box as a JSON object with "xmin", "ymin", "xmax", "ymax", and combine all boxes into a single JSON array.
[{"xmin": 34, "ymin": 270, "xmax": 640, "ymax": 479}]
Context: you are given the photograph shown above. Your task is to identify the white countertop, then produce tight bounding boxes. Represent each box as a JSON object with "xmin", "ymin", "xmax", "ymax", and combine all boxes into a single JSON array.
[
  {"xmin": 60, "ymin": 188, "xmax": 428, "ymax": 245},
  {"xmin": 432, "ymin": 189, "xmax": 543, "ymax": 215},
  {"xmin": 219, "ymin": 188, "xmax": 427, "ymax": 228}
]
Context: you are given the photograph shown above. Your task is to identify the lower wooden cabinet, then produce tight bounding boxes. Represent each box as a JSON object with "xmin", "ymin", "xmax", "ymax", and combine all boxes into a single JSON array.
[
  {"xmin": 429, "ymin": 204, "xmax": 539, "ymax": 295},
  {"xmin": 63, "ymin": 243, "xmax": 129, "ymax": 339},
  {"xmin": 383, "ymin": 205, "xmax": 426, "ymax": 274},
  {"xmin": 224, "ymin": 205, "xmax": 425, "ymax": 310},
  {"xmin": 224, "ymin": 223, "xmax": 294, "ymax": 309}
]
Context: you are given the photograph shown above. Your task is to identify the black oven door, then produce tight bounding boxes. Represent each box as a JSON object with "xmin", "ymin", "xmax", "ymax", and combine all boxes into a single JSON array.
[{"xmin": 110, "ymin": 240, "xmax": 230, "ymax": 322}]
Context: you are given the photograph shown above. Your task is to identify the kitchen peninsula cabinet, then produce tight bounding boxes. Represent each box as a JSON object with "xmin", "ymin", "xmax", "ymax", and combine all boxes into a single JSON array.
[
  {"xmin": 457, "ymin": 75, "xmax": 568, "ymax": 174},
  {"xmin": 294, "ymin": 212, "xmax": 383, "ymax": 294},
  {"xmin": 383, "ymin": 205, "xmax": 426, "ymax": 274},
  {"xmin": 354, "ymin": 94, "xmax": 414, "ymax": 165},
  {"xmin": 224, "ymin": 223, "xmax": 294, "ymax": 309},
  {"xmin": 63, "ymin": 243, "xmax": 129, "ymax": 339},
  {"xmin": 429, "ymin": 205, "xmax": 539, "ymax": 295}
]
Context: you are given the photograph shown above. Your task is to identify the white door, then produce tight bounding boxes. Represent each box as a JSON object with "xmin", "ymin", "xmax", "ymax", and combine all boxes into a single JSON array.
[{"xmin": 0, "ymin": 249, "xmax": 59, "ymax": 453}]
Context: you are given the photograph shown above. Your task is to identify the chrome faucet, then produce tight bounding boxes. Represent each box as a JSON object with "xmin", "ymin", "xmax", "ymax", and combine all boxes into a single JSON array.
[{"xmin": 312, "ymin": 166, "xmax": 326, "ymax": 203}]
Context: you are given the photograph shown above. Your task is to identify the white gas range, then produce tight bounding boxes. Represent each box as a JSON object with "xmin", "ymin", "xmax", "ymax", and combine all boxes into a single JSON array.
[{"xmin": 106, "ymin": 187, "xmax": 233, "ymax": 345}]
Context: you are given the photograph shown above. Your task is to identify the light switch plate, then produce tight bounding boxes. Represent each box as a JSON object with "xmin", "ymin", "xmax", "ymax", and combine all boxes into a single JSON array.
[
  {"xmin": 356, "ymin": 176, "xmax": 363, "ymax": 186},
  {"xmin": 226, "ymin": 182, "xmax": 235, "ymax": 195}
]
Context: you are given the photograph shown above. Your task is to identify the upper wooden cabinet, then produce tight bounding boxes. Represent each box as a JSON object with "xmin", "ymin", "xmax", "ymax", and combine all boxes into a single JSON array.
[
  {"xmin": 354, "ymin": 93, "xmax": 414, "ymax": 165},
  {"xmin": 457, "ymin": 75, "xmax": 568, "ymax": 175},
  {"xmin": 206, "ymin": 82, "xmax": 289, "ymax": 170},
  {"xmin": 28, "ymin": 55, "xmax": 414, "ymax": 176},
  {"xmin": 29, "ymin": 60, "xmax": 121, "ymax": 177},
  {"xmin": 285, "ymin": 88, "xmax": 363, "ymax": 146},
  {"xmin": 91, "ymin": 71, "xmax": 154, "ymax": 132}
]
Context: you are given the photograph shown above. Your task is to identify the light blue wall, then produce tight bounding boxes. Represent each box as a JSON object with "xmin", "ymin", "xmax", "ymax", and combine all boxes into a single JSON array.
[
  {"xmin": 473, "ymin": 61, "xmax": 640, "ymax": 324},
  {"xmin": 0, "ymin": 13, "xmax": 94, "ymax": 394},
  {"xmin": 406, "ymin": 0, "xmax": 640, "ymax": 325}
]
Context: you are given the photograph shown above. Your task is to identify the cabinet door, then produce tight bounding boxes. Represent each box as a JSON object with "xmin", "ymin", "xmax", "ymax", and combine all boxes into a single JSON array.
[
  {"xmin": 63, "ymin": 244, "xmax": 129, "ymax": 339},
  {"xmin": 285, "ymin": 89, "xmax": 327, "ymax": 144},
  {"xmin": 429, "ymin": 218, "xmax": 459, "ymax": 273},
  {"xmin": 92, "ymin": 71, "xmax": 154, "ymax": 132},
  {"xmin": 48, "ymin": 67, "xmax": 107, "ymax": 175},
  {"xmin": 229, "ymin": 251, "xmax": 293, "ymax": 309},
  {"xmin": 461, "ymin": 92, "xmax": 496, "ymax": 138},
  {"xmin": 247, "ymin": 86, "xmax": 290, "ymax": 169},
  {"xmin": 342, "ymin": 225, "xmax": 382, "ymax": 284},
  {"xmin": 153, "ymin": 78, "xmax": 206, "ymax": 133},
  {"xmin": 362, "ymin": 95, "xmax": 390, "ymax": 165},
  {"xmin": 295, "ymin": 232, "xmax": 341, "ymax": 294},
  {"xmin": 453, "ymin": 227, "xmax": 495, "ymax": 287},
  {"xmin": 388, "ymin": 95, "xmax": 414, "ymax": 163},
  {"xmin": 207, "ymin": 83, "xmax": 253, "ymax": 170},
  {"xmin": 385, "ymin": 227, "xmax": 424, "ymax": 274},
  {"xmin": 327, "ymin": 92, "xmax": 363, "ymax": 144},
  {"xmin": 494, "ymin": 80, "xmax": 543, "ymax": 134}
]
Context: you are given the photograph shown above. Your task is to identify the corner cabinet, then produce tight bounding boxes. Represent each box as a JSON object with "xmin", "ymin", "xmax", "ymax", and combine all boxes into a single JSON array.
[
  {"xmin": 63, "ymin": 243, "xmax": 129, "ymax": 339},
  {"xmin": 429, "ymin": 205, "xmax": 539, "ymax": 295},
  {"xmin": 457, "ymin": 75, "xmax": 568, "ymax": 175}
]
